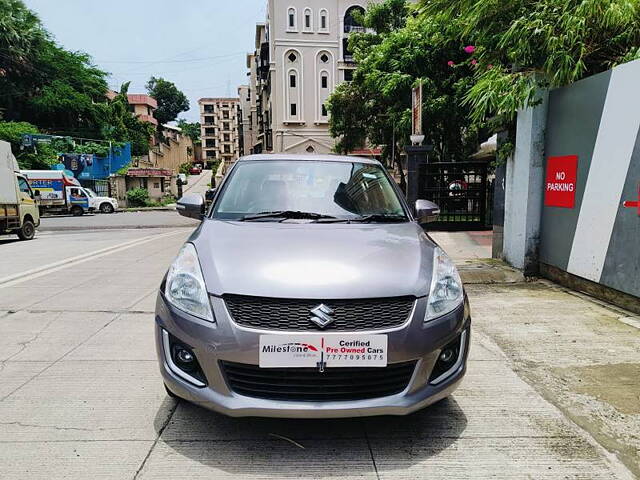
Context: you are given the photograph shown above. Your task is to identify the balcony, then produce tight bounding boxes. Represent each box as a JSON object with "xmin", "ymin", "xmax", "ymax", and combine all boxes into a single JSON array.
[
  {"xmin": 137, "ymin": 114, "xmax": 158, "ymax": 125},
  {"xmin": 344, "ymin": 25, "xmax": 366, "ymax": 33},
  {"xmin": 259, "ymin": 42, "xmax": 270, "ymax": 80}
]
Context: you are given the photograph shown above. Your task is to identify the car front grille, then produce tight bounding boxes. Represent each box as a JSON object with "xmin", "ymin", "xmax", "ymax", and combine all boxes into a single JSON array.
[
  {"xmin": 220, "ymin": 361, "xmax": 417, "ymax": 401},
  {"xmin": 223, "ymin": 294, "xmax": 415, "ymax": 331}
]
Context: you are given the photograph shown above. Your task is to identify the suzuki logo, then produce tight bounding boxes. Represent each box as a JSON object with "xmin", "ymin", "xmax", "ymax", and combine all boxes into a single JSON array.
[{"xmin": 309, "ymin": 304, "xmax": 335, "ymax": 329}]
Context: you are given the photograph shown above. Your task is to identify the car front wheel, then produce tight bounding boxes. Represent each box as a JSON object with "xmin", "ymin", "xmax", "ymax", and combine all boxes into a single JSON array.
[
  {"xmin": 17, "ymin": 220, "xmax": 35, "ymax": 240},
  {"xmin": 100, "ymin": 203, "xmax": 115, "ymax": 214}
]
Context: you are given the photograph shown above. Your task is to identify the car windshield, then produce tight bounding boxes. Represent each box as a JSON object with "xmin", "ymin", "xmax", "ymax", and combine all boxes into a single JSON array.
[
  {"xmin": 213, "ymin": 160, "xmax": 407, "ymax": 221},
  {"xmin": 85, "ymin": 189, "xmax": 96, "ymax": 198}
]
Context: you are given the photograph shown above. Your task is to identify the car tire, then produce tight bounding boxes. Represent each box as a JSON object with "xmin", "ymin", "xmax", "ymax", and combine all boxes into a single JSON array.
[
  {"xmin": 17, "ymin": 220, "xmax": 35, "ymax": 241},
  {"xmin": 100, "ymin": 203, "xmax": 115, "ymax": 214},
  {"xmin": 164, "ymin": 383, "xmax": 180, "ymax": 400},
  {"xmin": 71, "ymin": 206, "xmax": 83, "ymax": 216}
]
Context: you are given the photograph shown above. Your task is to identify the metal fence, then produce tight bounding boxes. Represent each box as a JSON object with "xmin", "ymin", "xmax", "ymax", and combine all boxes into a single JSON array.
[
  {"xmin": 417, "ymin": 161, "xmax": 494, "ymax": 230},
  {"xmin": 80, "ymin": 179, "xmax": 110, "ymax": 197}
]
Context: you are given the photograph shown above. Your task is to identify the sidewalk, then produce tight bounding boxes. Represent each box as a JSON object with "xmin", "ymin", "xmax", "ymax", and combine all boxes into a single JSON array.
[{"xmin": 431, "ymin": 230, "xmax": 640, "ymax": 477}]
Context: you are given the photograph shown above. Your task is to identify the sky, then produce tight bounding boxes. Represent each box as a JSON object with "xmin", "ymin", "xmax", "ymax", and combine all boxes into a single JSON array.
[{"xmin": 23, "ymin": 0, "xmax": 267, "ymax": 122}]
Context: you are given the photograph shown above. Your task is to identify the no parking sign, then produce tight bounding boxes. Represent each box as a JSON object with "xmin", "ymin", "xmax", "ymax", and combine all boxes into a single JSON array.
[{"xmin": 545, "ymin": 155, "xmax": 578, "ymax": 208}]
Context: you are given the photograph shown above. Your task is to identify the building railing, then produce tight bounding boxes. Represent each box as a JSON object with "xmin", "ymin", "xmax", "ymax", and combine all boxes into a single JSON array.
[{"xmin": 344, "ymin": 25, "xmax": 365, "ymax": 33}]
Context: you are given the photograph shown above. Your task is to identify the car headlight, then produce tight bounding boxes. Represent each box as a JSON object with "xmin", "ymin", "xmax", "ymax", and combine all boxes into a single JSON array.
[
  {"xmin": 425, "ymin": 247, "xmax": 463, "ymax": 321},
  {"xmin": 165, "ymin": 243, "xmax": 214, "ymax": 322}
]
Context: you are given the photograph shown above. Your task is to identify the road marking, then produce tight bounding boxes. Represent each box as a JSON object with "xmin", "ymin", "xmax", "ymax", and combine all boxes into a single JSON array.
[{"xmin": 0, "ymin": 230, "xmax": 185, "ymax": 288}]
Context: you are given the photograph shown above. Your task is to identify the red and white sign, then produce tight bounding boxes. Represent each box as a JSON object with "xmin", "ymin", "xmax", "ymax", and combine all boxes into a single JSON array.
[
  {"xmin": 545, "ymin": 155, "xmax": 578, "ymax": 208},
  {"xmin": 259, "ymin": 334, "xmax": 388, "ymax": 368}
]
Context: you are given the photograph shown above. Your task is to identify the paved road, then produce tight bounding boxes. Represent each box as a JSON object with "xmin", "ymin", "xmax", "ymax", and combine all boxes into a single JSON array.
[
  {"xmin": 0, "ymin": 215, "xmax": 636, "ymax": 479},
  {"xmin": 37, "ymin": 210, "xmax": 199, "ymax": 232},
  {"xmin": 183, "ymin": 169, "xmax": 213, "ymax": 197}
]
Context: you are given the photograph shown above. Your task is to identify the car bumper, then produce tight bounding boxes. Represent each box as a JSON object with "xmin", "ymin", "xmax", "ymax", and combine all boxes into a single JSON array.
[{"xmin": 155, "ymin": 292, "xmax": 470, "ymax": 418}]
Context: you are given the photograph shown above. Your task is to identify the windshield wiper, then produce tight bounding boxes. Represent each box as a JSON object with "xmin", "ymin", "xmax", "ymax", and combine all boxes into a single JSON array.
[
  {"xmin": 349, "ymin": 214, "xmax": 408, "ymax": 223},
  {"xmin": 240, "ymin": 210, "xmax": 337, "ymax": 221}
]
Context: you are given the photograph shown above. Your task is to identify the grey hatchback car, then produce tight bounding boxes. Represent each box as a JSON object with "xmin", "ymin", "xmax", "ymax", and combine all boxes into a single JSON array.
[{"xmin": 155, "ymin": 154, "xmax": 470, "ymax": 418}]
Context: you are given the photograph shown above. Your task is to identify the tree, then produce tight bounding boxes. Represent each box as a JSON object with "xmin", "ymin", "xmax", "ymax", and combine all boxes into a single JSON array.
[
  {"xmin": 98, "ymin": 82, "xmax": 155, "ymax": 156},
  {"xmin": 176, "ymin": 119, "xmax": 201, "ymax": 145},
  {"xmin": 0, "ymin": 0, "xmax": 46, "ymax": 119},
  {"xmin": 146, "ymin": 77, "xmax": 189, "ymax": 126},
  {"xmin": 419, "ymin": 0, "xmax": 640, "ymax": 123},
  {"xmin": 0, "ymin": 0, "xmax": 109, "ymax": 136},
  {"xmin": 328, "ymin": 0, "xmax": 480, "ymax": 172}
]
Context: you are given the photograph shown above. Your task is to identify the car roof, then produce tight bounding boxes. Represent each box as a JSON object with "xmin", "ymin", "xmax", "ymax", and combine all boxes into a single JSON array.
[{"xmin": 237, "ymin": 154, "xmax": 380, "ymax": 165}]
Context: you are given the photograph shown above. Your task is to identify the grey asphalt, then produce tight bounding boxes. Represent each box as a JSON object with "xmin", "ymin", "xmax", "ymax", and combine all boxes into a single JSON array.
[
  {"xmin": 37, "ymin": 169, "xmax": 212, "ymax": 232},
  {"xmin": 0, "ymin": 213, "xmax": 636, "ymax": 479}
]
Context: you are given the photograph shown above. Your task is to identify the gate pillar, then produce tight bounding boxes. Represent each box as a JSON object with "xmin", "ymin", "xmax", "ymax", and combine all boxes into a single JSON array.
[
  {"xmin": 503, "ymin": 90, "xmax": 549, "ymax": 275},
  {"xmin": 405, "ymin": 145, "xmax": 433, "ymax": 208}
]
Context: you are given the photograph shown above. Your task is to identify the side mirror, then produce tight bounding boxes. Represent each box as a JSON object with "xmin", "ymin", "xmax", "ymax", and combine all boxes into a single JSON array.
[
  {"xmin": 415, "ymin": 199, "xmax": 440, "ymax": 224},
  {"xmin": 33, "ymin": 190, "xmax": 41, "ymax": 200},
  {"xmin": 176, "ymin": 194, "xmax": 205, "ymax": 220}
]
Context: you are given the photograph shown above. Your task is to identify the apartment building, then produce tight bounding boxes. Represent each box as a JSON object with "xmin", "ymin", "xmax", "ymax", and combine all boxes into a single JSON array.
[
  {"xmin": 237, "ymin": 85, "xmax": 252, "ymax": 156},
  {"xmin": 198, "ymin": 97, "xmax": 241, "ymax": 166},
  {"xmin": 241, "ymin": 0, "xmax": 380, "ymax": 154},
  {"xmin": 106, "ymin": 91, "xmax": 158, "ymax": 126}
]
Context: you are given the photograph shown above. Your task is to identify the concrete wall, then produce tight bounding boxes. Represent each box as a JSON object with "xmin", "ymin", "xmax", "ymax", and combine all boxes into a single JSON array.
[
  {"xmin": 504, "ymin": 60, "xmax": 640, "ymax": 299},
  {"xmin": 540, "ymin": 60, "xmax": 640, "ymax": 298},
  {"xmin": 503, "ymin": 90, "xmax": 548, "ymax": 274}
]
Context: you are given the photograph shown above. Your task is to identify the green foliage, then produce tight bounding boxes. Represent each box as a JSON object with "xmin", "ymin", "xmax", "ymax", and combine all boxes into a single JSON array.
[
  {"xmin": 116, "ymin": 162, "xmax": 131, "ymax": 176},
  {"xmin": 0, "ymin": 121, "xmax": 38, "ymax": 145},
  {"xmin": 144, "ymin": 194, "xmax": 177, "ymax": 208},
  {"xmin": 0, "ymin": 2, "xmax": 151, "ymax": 155},
  {"xmin": 176, "ymin": 119, "xmax": 201, "ymax": 145},
  {"xmin": 146, "ymin": 77, "xmax": 189, "ymax": 126},
  {"xmin": 98, "ymin": 83, "xmax": 155, "ymax": 156},
  {"xmin": 178, "ymin": 162, "xmax": 192, "ymax": 175},
  {"xmin": 0, "ymin": 121, "xmax": 56, "ymax": 169},
  {"xmin": 0, "ymin": 1, "xmax": 108, "ymax": 135},
  {"xmin": 328, "ymin": 0, "xmax": 481, "ymax": 163},
  {"xmin": 126, "ymin": 188, "xmax": 150, "ymax": 207},
  {"xmin": 363, "ymin": 0, "xmax": 411, "ymax": 34},
  {"xmin": 420, "ymin": 0, "xmax": 640, "ymax": 123}
]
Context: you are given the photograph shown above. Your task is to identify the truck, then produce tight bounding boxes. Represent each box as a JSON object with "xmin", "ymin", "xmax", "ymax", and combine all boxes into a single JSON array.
[
  {"xmin": 21, "ymin": 170, "xmax": 118, "ymax": 215},
  {"xmin": 0, "ymin": 141, "xmax": 40, "ymax": 240}
]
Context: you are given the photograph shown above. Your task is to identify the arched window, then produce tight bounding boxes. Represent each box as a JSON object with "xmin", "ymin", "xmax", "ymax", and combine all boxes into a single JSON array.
[
  {"xmin": 344, "ymin": 6, "xmax": 365, "ymax": 33},
  {"xmin": 287, "ymin": 7, "xmax": 297, "ymax": 31},
  {"xmin": 319, "ymin": 9, "xmax": 329, "ymax": 32},
  {"xmin": 316, "ymin": 51, "xmax": 333, "ymax": 122},
  {"xmin": 303, "ymin": 8, "xmax": 313, "ymax": 32},
  {"xmin": 285, "ymin": 50, "xmax": 302, "ymax": 122}
]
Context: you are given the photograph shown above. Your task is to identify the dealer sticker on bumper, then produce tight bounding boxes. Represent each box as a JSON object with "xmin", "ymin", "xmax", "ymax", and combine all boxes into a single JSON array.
[{"xmin": 259, "ymin": 334, "xmax": 388, "ymax": 368}]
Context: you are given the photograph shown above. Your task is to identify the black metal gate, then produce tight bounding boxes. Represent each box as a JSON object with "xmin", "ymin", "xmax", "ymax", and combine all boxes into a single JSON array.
[{"xmin": 417, "ymin": 161, "xmax": 494, "ymax": 230}]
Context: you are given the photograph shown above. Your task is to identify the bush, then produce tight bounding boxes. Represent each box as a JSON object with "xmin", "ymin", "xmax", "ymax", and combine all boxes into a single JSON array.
[
  {"xmin": 178, "ymin": 162, "xmax": 191, "ymax": 175},
  {"xmin": 126, "ymin": 188, "xmax": 150, "ymax": 207},
  {"xmin": 0, "ymin": 121, "xmax": 39, "ymax": 145}
]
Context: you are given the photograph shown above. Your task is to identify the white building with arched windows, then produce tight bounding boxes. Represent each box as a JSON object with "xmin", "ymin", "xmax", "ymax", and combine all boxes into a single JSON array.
[{"xmin": 243, "ymin": 0, "xmax": 381, "ymax": 155}]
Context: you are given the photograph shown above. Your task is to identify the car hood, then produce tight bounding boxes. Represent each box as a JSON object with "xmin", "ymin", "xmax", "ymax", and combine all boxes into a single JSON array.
[{"xmin": 191, "ymin": 220, "xmax": 437, "ymax": 299}]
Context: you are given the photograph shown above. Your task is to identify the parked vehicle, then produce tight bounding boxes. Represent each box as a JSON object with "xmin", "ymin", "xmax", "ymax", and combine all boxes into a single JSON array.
[
  {"xmin": 21, "ymin": 170, "xmax": 118, "ymax": 215},
  {"xmin": 0, "ymin": 141, "xmax": 40, "ymax": 240},
  {"xmin": 157, "ymin": 154, "xmax": 470, "ymax": 418},
  {"xmin": 189, "ymin": 165, "xmax": 202, "ymax": 175},
  {"xmin": 83, "ymin": 188, "xmax": 119, "ymax": 214}
]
